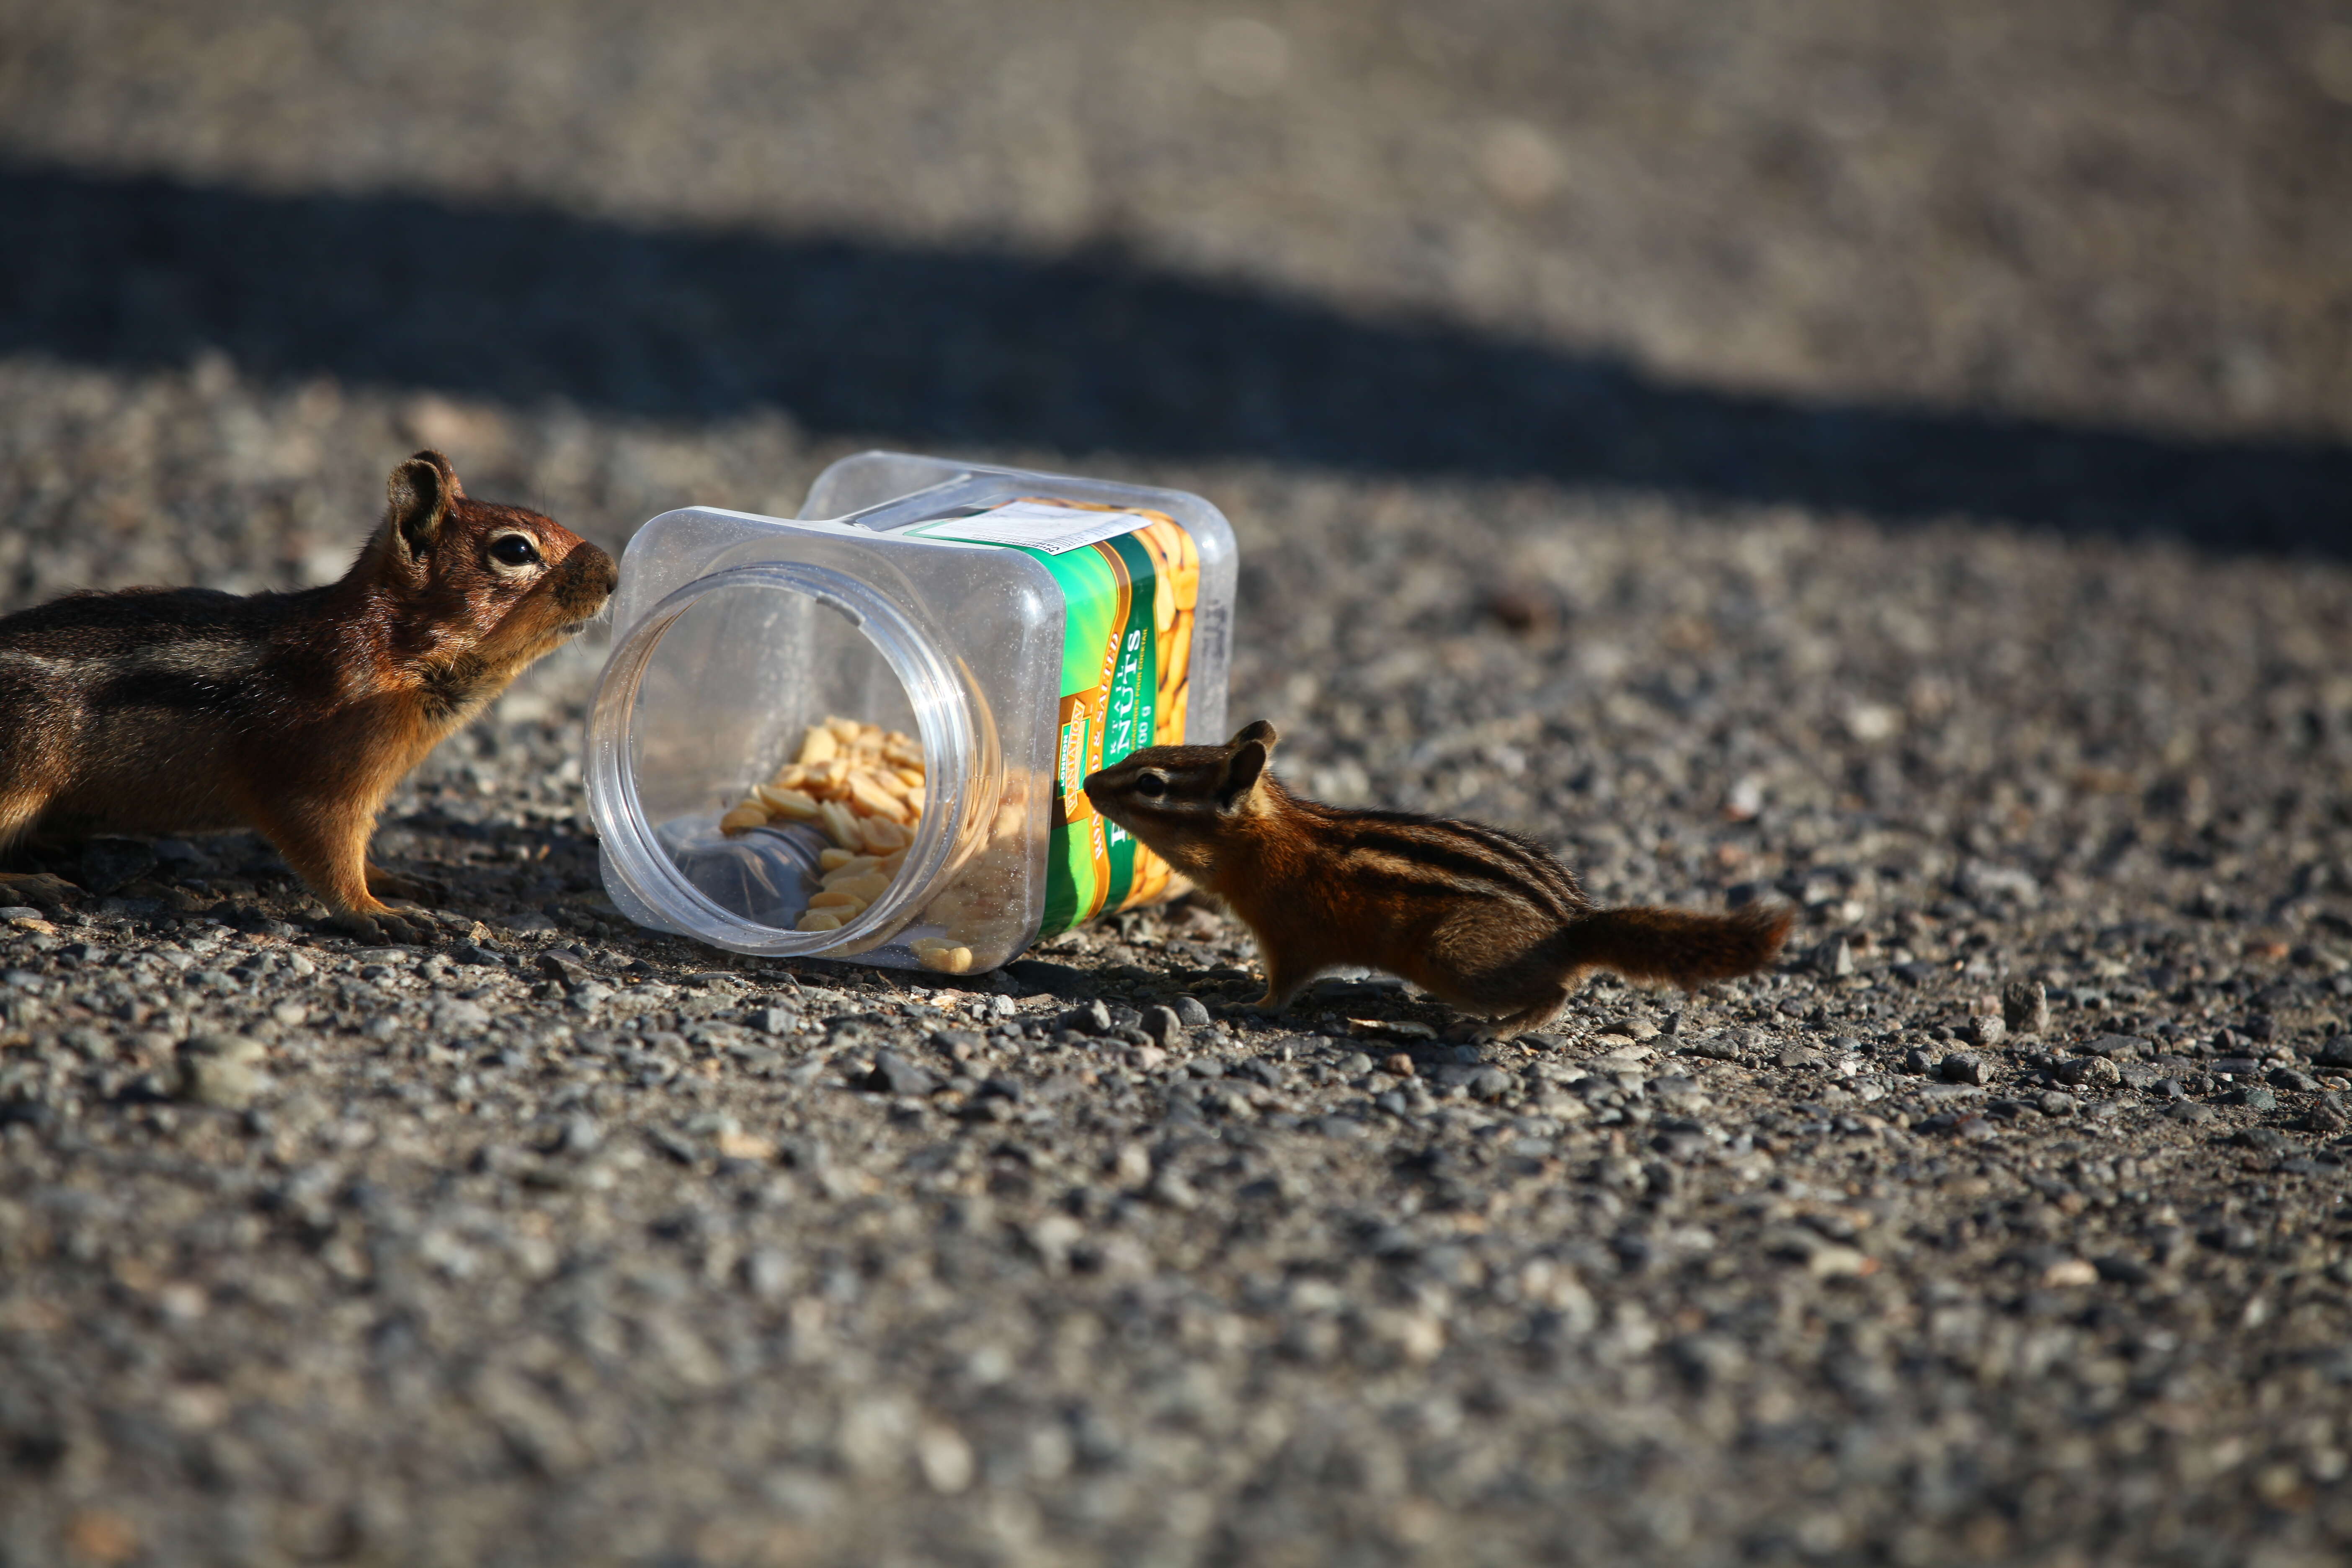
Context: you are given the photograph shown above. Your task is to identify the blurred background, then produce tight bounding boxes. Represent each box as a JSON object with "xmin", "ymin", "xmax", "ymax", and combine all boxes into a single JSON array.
[{"xmin": 2, "ymin": 0, "xmax": 2348, "ymax": 583}]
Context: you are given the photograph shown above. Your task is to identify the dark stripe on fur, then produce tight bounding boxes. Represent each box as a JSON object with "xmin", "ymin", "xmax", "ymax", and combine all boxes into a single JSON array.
[
  {"xmin": 1439, "ymin": 818, "xmax": 1590, "ymax": 907},
  {"xmin": 88, "ymin": 668, "xmax": 244, "ymax": 714},
  {"xmin": 1334, "ymin": 823, "xmax": 1573, "ymax": 913},
  {"xmin": 1287, "ymin": 792, "xmax": 1586, "ymax": 919}
]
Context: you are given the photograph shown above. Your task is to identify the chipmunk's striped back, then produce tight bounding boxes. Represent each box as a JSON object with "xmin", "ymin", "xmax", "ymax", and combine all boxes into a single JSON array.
[
  {"xmin": 1083, "ymin": 718, "xmax": 1793, "ymax": 1036},
  {"xmin": 1279, "ymin": 793, "xmax": 1593, "ymax": 926}
]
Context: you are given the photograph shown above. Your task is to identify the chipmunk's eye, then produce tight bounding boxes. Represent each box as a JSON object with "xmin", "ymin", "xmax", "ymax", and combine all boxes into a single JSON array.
[
  {"xmin": 1136, "ymin": 773, "xmax": 1166, "ymax": 797},
  {"xmin": 489, "ymin": 534, "xmax": 542, "ymax": 569}
]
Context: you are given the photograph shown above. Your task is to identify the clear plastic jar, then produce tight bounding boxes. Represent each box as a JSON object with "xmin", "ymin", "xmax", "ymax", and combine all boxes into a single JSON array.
[{"xmin": 585, "ymin": 451, "xmax": 1237, "ymax": 971}]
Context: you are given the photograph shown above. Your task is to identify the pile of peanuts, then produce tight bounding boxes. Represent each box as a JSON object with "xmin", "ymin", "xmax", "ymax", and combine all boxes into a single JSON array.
[
  {"xmin": 719, "ymin": 716, "xmax": 922, "ymax": 852},
  {"xmin": 714, "ymin": 717, "xmax": 976, "ymax": 972}
]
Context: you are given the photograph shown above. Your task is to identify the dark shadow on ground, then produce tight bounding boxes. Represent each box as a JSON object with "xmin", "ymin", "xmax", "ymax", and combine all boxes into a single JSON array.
[{"xmin": 4, "ymin": 162, "xmax": 2346, "ymax": 554}]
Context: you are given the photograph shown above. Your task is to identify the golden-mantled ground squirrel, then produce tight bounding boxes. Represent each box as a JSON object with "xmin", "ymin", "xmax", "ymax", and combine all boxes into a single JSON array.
[
  {"xmin": 0, "ymin": 451, "xmax": 616, "ymax": 943},
  {"xmin": 1085, "ymin": 720, "xmax": 1792, "ymax": 1034}
]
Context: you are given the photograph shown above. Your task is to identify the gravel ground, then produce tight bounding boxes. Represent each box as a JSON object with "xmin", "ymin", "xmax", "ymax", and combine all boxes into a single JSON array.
[{"xmin": 3, "ymin": 4, "xmax": 2352, "ymax": 1566}]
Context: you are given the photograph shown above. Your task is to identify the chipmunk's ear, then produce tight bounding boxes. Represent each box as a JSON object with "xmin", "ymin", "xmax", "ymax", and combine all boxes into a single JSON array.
[
  {"xmin": 385, "ymin": 451, "xmax": 462, "ymax": 560},
  {"xmin": 1229, "ymin": 719, "xmax": 1278, "ymax": 754},
  {"xmin": 1218, "ymin": 734, "xmax": 1270, "ymax": 810}
]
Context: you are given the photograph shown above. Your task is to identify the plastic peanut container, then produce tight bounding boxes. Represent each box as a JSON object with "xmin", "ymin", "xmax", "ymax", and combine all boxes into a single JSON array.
[{"xmin": 585, "ymin": 451, "xmax": 1237, "ymax": 972}]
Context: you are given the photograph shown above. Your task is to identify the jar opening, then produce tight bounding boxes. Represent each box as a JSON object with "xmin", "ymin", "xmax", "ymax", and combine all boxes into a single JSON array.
[{"xmin": 591, "ymin": 564, "xmax": 970, "ymax": 958}]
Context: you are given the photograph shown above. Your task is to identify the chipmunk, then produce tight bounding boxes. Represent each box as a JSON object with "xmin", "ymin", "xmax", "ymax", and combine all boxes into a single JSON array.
[
  {"xmin": 1084, "ymin": 720, "xmax": 1793, "ymax": 1036},
  {"xmin": 0, "ymin": 450, "xmax": 616, "ymax": 943}
]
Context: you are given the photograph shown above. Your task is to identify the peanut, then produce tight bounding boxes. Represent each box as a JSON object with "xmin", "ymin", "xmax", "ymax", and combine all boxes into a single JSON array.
[
  {"xmin": 846, "ymin": 773, "xmax": 907, "ymax": 822},
  {"xmin": 830, "ymin": 872, "xmax": 892, "ymax": 904},
  {"xmin": 730, "ymin": 717, "xmax": 952, "ymax": 943},
  {"xmin": 818, "ymin": 799, "xmax": 861, "ymax": 851},
  {"xmin": 756, "ymin": 784, "xmax": 821, "ymax": 819},
  {"xmin": 797, "ymin": 727, "xmax": 839, "ymax": 766},
  {"xmin": 910, "ymin": 938, "xmax": 975, "ymax": 975}
]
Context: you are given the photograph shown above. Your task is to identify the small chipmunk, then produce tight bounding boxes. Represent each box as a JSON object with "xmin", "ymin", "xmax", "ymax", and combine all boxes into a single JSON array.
[
  {"xmin": 1085, "ymin": 720, "xmax": 1793, "ymax": 1035},
  {"xmin": 0, "ymin": 450, "xmax": 616, "ymax": 943}
]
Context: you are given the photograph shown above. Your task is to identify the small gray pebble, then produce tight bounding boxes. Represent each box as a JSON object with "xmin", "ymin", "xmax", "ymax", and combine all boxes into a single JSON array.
[
  {"xmin": 554, "ymin": 1114, "xmax": 603, "ymax": 1155},
  {"xmin": 1172, "ymin": 995, "xmax": 1212, "ymax": 1028},
  {"xmin": 1060, "ymin": 1000, "xmax": 1114, "ymax": 1036},
  {"xmin": 2093, "ymin": 1255, "xmax": 2152, "ymax": 1286},
  {"xmin": 929, "ymin": 1029, "xmax": 985, "ymax": 1058},
  {"xmin": 1141, "ymin": 1005, "xmax": 1185, "ymax": 1047},
  {"xmin": 867, "ymin": 1050, "xmax": 941, "ymax": 1097},
  {"xmin": 1465, "ymin": 1066, "xmax": 1514, "ymax": 1101},
  {"xmin": 2058, "ymin": 1056, "xmax": 2122, "ymax": 1088},
  {"xmin": 178, "ymin": 1057, "xmax": 263, "ymax": 1109},
  {"xmin": 1942, "ymin": 1053, "xmax": 1990, "ymax": 1086},
  {"xmin": 536, "ymin": 951, "xmax": 588, "ymax": 983},
  {"xmin": 2085, "ymin": 1034, "xmax": 2151, "ymax": 1060},
  {"xmin": 2003, "ymin": 980, "xmax": 2049, "ymax": 1034}
]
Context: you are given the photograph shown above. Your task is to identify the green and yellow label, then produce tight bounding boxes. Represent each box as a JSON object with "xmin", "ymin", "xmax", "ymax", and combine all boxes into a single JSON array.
[{"xmin": 908, "ymin": 499, "xmax": 1201, "ymax": 934}]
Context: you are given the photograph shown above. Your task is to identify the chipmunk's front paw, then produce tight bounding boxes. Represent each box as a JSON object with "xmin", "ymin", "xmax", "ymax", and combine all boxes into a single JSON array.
[{"xmin": 333, "ymin": 907, "xmax": 433, "ymax": 946}]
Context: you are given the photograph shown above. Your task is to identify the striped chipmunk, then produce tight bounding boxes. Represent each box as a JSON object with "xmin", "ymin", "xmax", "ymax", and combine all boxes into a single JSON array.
[
  {"xmin": 1084, "ymin": 720, "xmax": 1794, "ymax": 1036},
  {"xmin": 0, "ymin": 451, "xmax": 616, "ymax": 944}
]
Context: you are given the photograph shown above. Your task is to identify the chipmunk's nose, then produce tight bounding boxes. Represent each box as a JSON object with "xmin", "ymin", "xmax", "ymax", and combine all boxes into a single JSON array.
[{"xmin": 561, "ymin": 541, "xmax": 619, "ymax": 606}]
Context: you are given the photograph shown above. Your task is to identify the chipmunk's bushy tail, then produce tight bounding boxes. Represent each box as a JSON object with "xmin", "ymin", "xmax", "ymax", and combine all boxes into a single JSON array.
[{"xmin": 1550, "ymin": 901, "xmax": 1794, "ymax": 988}]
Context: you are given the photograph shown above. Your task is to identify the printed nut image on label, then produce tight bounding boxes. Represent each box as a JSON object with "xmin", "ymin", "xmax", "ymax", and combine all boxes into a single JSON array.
[{"xmin": 910, "ymin": 498, "xmax": 1202, "ymax": 936}]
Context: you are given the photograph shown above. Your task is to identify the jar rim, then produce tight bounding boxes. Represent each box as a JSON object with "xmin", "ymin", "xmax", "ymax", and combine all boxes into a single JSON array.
[{"xmin": 586, "ymin": 562, "xmax": 972, "ymax": 956}]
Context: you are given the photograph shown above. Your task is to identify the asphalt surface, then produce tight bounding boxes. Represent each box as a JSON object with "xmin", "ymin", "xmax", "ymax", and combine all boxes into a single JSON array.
[{"xmin": 1, "ymin": 3, "xmax": 2350, "ymax": 1565}]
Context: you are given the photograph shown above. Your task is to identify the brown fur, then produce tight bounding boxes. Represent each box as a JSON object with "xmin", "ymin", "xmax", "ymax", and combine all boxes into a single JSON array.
[
  {"xmin": 0, "ymin": 451, "xmax": 616, "ymax": 942},
  {"xmin": 1084, "ymin": 720, "xmax": 1794, "ymax": 1036}
]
